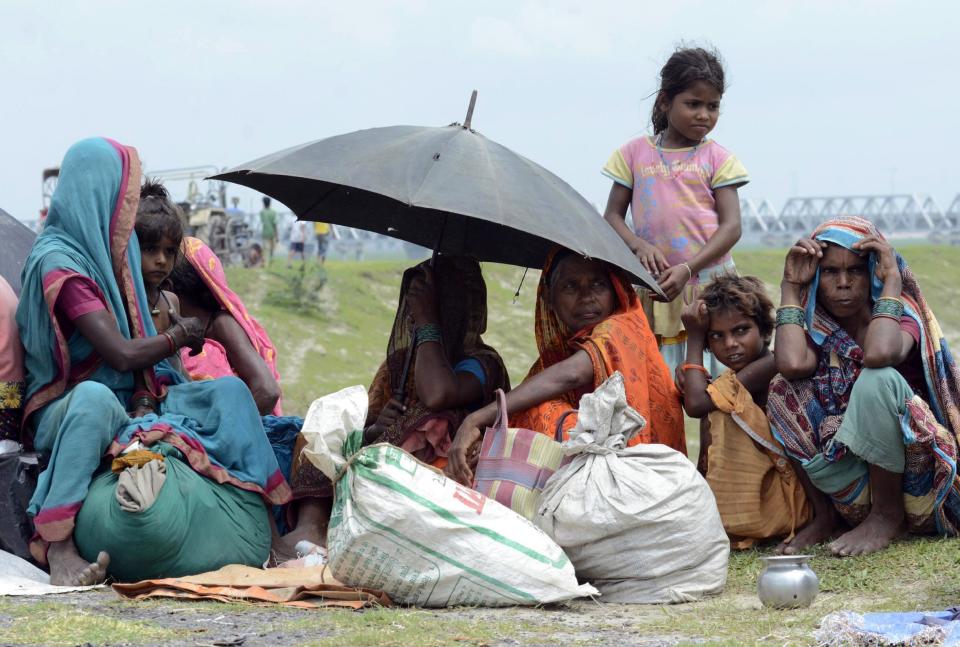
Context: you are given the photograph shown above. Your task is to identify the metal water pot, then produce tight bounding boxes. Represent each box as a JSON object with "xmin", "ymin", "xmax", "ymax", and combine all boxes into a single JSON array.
[{"xmin": 757, "ymin": 555, "xmax": 819, "ymax": 609}]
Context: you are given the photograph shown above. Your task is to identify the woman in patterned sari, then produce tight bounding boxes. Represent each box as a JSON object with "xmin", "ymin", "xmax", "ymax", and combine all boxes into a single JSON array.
[
  {"xmin": 447, "ymin": 248, "xmax": 685, "ymax": 486},
  {"xmin": 283, "ymin": 255, "xmax": 509, "ymax": 549},
  {"xmin": 769, "ymin": 216, "xmax": 960, "ymax": 556}
]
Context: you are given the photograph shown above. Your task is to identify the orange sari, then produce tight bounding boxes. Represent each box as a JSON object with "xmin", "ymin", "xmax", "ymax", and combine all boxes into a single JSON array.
[{"xmin": 511, "ymin": 251, "xmax": 685, "ymax": 453}]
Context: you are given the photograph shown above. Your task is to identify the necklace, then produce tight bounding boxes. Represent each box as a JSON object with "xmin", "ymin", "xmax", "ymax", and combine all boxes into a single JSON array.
[
  {"xmin": 149, "ymin": 290, "xmax": 162, "ymax": 316},
  {"xmin": 655, "ymin": 132, "xmax": 703, "ymax": 179}
]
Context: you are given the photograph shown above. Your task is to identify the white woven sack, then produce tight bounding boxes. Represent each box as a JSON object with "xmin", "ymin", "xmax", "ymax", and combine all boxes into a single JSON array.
[{"xmin": 535, "ymin": 372, "xmax": 729, "ymax": 603}]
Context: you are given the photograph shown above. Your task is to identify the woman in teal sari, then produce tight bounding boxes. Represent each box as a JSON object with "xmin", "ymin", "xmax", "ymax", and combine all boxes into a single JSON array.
[{"xmin": 17, "ymin": 138, "xmax": 291, "ymax": 584}]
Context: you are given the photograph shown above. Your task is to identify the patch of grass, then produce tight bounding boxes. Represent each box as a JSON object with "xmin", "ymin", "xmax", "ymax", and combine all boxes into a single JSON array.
[
  {"xmin": 0, "ymin": 601, "xmax": 182, "ymax": 646},
  {"xmin": 638, "ymin": 536, "xmax": 960, "ymax": 644}
]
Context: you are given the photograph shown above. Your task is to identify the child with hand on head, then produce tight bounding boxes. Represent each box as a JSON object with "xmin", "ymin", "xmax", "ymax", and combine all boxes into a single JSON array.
[
  {"xmin": 135, "ymin": 179, "xmax": 185, "ymax": 366},
  {"xmin": 678, "ymin": 274, "xmax": 808, "ymax": 548},
  {"xmin": 603, "ymin": 46, "xmax": 749, "ymax": 375}
]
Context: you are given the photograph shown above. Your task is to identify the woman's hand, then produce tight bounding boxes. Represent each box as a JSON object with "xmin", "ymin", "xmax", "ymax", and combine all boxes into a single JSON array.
[
  {"xmin": 167, "ymin": 311, "xmax": 206, "ymax": 355},
  {"xmin": 363, "ymin": 398, "xmax": 406, "ymax": 445},
  {"xmin": 405, "ymin": 267, "xmax": 439, "ymax": 328},
  {"xmin": 783, "ymin": 238, "xmax": 825, "ymax": 287},
  {"xmin": 446, "ymin": 415, "xmax": 483, "ymax": 486},
  {"xmin": 632, "ymin": 240, "xmax": 669, "ymax": 278},
  {"xmin": 130, "ymin": 403, "xmax": 156, "ymax": 419},
  {"xmin": 655, "ymin": 264, "xmax": 692, "ymax": 302},
  {"xmin": 853, "ymin": 235, "xmax": 900, "ymax": 286},
  {"xmin": 681, "ymin": 298, "xmax": 710, "ymax": 339}
]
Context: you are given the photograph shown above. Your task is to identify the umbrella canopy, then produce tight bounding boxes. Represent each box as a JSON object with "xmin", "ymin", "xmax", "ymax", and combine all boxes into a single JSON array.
[
  {"xmin": 213, "ymin": 107, "xmax": 659, "ymax": 292},
  {"xmin": 0, "ymin": 208, "xmax": 36, "ymax": 295}
]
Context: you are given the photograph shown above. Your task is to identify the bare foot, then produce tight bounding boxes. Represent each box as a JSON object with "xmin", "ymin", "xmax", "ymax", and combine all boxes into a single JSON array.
[
  {"xmin": 267, "ymin": 525, "xmax": 326, "ymax": 566},
  {"xmin": 47, "ymin": 539, "xmax": 110, "ymax": 586},
  {"xmin": 283, "ymin": 523, "xmax": 326, "ymax": 548},
  {"xmin": 829, "ymin": 510, "xmax": 905, "ymax": 557},
  {"xmin": 268, "ymin": 534, "xmax": 303, "ymax": 565},
  {"xmin": 776, "ymin": 514, "xmax": 836, "ymax": 555}
]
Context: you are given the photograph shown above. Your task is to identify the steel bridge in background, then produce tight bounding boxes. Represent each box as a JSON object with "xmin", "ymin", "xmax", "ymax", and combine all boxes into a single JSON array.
[{"xmin": 742, "ymin": 194, "xmax": 960, "ymax": 244}]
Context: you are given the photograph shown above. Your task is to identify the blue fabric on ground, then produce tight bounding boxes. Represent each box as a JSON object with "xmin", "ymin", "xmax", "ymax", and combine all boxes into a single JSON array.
[
  {"xmin": 858, "ymin": 610, "xmax": 960, "ymax": 645},
  {"xmin": 262, "ymin": 414, "xmax": 303, "ymax": 533}
]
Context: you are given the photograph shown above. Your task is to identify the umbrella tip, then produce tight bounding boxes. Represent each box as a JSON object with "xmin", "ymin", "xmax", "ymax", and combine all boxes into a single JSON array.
[{"xmin": 463, "ymin": 90, "xmax": 478, "ymax": 130}]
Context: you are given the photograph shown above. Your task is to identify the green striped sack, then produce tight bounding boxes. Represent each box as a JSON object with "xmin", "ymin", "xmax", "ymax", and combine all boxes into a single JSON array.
[{"xmin": 325, "ymin": 433, "xmax": 596, "ymax": 607}]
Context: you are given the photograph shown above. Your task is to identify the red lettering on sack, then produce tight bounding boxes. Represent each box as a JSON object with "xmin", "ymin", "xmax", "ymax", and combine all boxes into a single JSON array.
[{"xmin": 453, "ymin": 485, "xmax": 486, "ymax": 515}]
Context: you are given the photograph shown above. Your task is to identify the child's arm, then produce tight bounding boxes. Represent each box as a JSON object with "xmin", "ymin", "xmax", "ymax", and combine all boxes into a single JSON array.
[
  {"xmin": 657, "ymin": 185, "xmax": 743, "ymax": 301},
  {"xmin": 602, "ymin": 182, "xmax": 669, "ymax": 276},
  {"xmin": 737, "ymin": 351, "xmax": 776, "ymax": 401},
  {"xmin": 679, "ymin": 300, "xmax": 713, "ymax": 417}
]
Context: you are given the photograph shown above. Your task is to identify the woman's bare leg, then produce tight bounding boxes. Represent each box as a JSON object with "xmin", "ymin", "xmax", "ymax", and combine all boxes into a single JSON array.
[
  {"xmin": 284, "ymin": 498, "xmax": 331, "ymax": 547},
  {"xmin": 829, "ymin": 464, "xmax": 905, "ymax": 557}
]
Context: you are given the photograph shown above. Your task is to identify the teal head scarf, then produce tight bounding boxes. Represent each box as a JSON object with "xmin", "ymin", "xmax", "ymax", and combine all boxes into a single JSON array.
[{"xmin": 16, "ymin": 138, "xmax": 164, "ymax": 424}]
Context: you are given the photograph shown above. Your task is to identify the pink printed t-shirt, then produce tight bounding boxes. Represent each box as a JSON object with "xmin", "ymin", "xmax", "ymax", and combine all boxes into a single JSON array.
[{"xmin": 602, "ymin": 136, "xmax": 749, "ymax": 267}]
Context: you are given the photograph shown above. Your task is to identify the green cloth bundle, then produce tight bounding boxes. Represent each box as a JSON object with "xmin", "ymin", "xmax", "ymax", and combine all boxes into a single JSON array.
[{"xmin": 74, "ymin": 450, "xmax": 270, "ymax": 582}]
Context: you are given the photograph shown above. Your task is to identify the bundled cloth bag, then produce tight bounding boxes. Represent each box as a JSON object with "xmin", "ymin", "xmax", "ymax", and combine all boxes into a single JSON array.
[
  {"xmin": 300, "ymin": 385, "xmax": 596, "ymax": 608},
  {"xmin": 74, "ymin": 445, "xmax": 271, "ymax": 582},
  {"xmin": 535, "ymin": 372, "xmax": 729, "ymax": 603}
]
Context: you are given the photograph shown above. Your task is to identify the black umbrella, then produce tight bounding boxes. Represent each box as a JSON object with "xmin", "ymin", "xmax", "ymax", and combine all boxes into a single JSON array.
[
  {"xmin": 213, "ymin": 92, "xmax": 660, "ymax": 293},
  {"xmin": 0, "ymin": 208, "xmax": 36, "ymax": 295}
]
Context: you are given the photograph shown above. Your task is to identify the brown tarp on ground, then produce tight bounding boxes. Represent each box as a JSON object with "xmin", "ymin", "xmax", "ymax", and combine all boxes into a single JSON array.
[{"xmin": 112, "ymin": 564, "xmax": 391, "ymax": 610}]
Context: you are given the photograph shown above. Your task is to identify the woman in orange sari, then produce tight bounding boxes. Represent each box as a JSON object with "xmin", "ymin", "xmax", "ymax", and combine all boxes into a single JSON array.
[{"xmin": 447, "ymin": 248, "xmax": 685, "ymax": 486}]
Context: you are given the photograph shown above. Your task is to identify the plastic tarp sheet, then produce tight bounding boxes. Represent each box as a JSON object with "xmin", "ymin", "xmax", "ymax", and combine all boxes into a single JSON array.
[{"xmin": 0, "ymin": 549, "xmax": 100, "ymax": 596}]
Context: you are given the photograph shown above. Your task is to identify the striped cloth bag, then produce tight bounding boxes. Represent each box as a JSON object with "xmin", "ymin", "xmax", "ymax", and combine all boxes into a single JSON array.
[{"xmin": 473, "ymin": 390, "xmax": 568, "ymax": 520}]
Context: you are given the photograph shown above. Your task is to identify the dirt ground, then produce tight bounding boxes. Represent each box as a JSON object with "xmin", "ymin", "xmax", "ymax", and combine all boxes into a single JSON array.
[{"xmin": 0, "ymin": 589, "xmax": 697, "ymax": 646}]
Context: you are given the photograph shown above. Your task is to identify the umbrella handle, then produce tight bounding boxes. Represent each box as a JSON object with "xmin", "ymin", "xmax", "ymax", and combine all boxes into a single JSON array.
[{"xmin": 394, "ymin": 330, "xmax": 417, "ymax": 404}]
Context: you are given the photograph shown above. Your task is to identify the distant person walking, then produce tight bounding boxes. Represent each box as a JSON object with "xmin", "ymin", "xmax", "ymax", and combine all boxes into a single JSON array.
[
  {"xmin": 602, "ymin": 46, "xmax": 749, "ymax": 375},
  {"xmin": 287, "ymin": 220, "xmax": 309, "ymax": 268},
  {"xmin": 259, "ymin": 197, "xmax": 278, "ymax": 266},
  {"xmin": 314, "ymin": 221, "xmax": 330, "ymax": 265}
]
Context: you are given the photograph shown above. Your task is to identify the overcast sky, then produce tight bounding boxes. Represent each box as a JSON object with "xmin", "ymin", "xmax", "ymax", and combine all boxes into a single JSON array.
[{"xmin": 2, "ymin": 0, "xmax": 956, "ymax": 222}]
